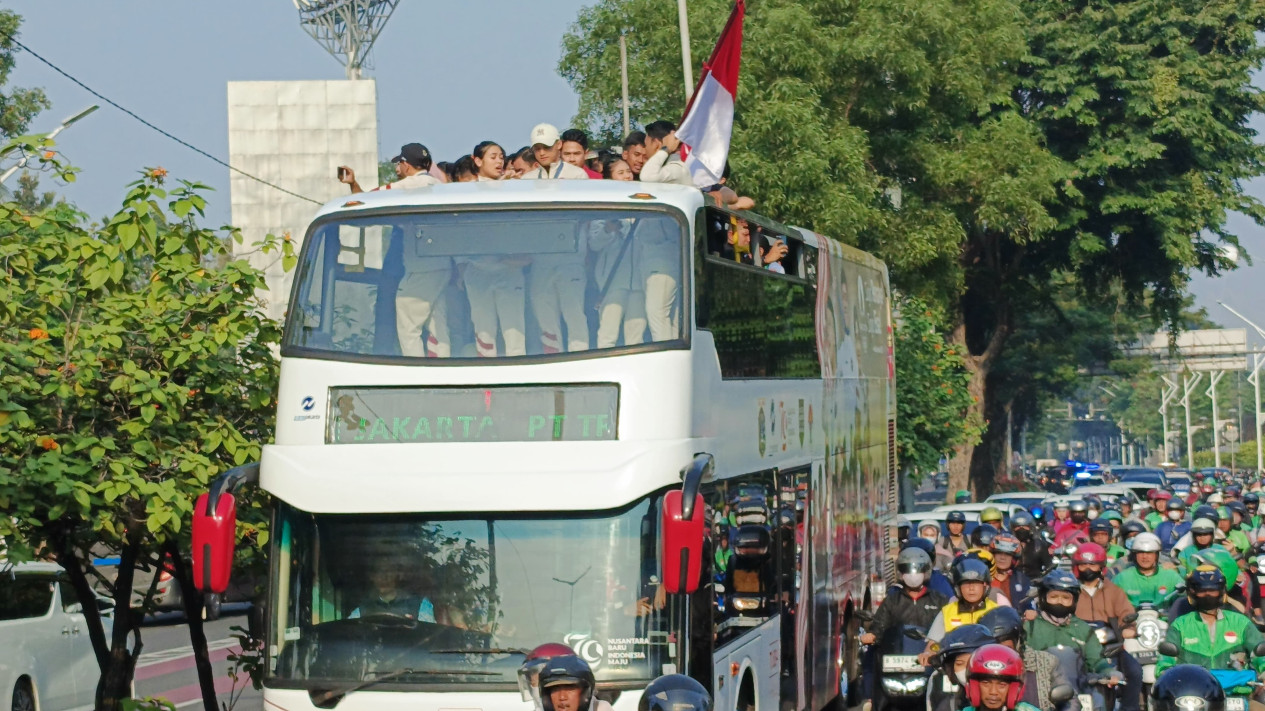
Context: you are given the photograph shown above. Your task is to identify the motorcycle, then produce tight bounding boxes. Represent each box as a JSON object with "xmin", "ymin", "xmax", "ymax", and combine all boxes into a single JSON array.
[
  {"xmin": 1122, "ymin": 601, "xmax": 1174, "ymax": 698},
  {"xmin": 856, "ymin": 613, "xmax": 929, "ymax": 711},
  {"xmin": 1158, "ymin": 640, "xmax": 1265, "ymax": 711}
]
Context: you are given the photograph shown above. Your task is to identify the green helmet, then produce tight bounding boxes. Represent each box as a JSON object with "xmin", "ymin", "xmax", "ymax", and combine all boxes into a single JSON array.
[
  {"xmin": 955, "ymin": 489, "xmax": 972, "ymax": 504},
  {"xmin": 1189, "ymin": 546, "xmax": 1239, "ymax": 592},
  {"xmin": 980, "ymin": 506, "xmax": 1004, "ymax": 524},
  {"xmin": 1099, "ymin": 510, "xmax": 1123, "ymax": 523}
]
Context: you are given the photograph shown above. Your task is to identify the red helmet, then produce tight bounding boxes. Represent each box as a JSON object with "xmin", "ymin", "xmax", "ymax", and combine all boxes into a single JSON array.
[
  {"xmin": 1070, "ymin": 542, "xmax": 1107, "ymax": 566},
  {"xmin": 518, "ymin": 643, "xmax": 576, "ymax": 703},
  {"xmin": 1153, "ymin": 490, "xmax": 1172, "ymax": 502},
  {"xmin": 966, "ymin": 644, "xmax": 1026, "ymax": 709}
]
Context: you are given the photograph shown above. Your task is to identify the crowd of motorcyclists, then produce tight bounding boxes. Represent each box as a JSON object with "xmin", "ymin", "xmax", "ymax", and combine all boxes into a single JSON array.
[{"xmin": 862, "ymin": 473, "xmax": 1265, "ymax": 711}]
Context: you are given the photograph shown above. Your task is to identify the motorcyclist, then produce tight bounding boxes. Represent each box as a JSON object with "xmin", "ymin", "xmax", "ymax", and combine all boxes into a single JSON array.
[
  {"xmin": 1058, "ymin": 501, "xmax": 1090, "ymax": 540},
  {"xmin": 991, "ymin": 534, "xmax": 1033, "ymax": 612},
  {"xmin": 904, "ymin": 537, "xmax": 957, "ymax": 597},
  {"xmin": 928, "ymin": 624, "xmax": 997, "ymax": 711},
  {"xmin": 535, "ymin": 654, "xmax": 614, "ymax": 711},
  {"xmin": 924, "ymin": 557, "xmax": 1002, "ymax": 654},
  {"xmin": 920, "ymin": 519, "xmax": 956, "ymax": 571},
  {"xmin": 1143, "ymin": 490, "xmax": 1170, "ymax": 530},
  {"xmin": 1152, "ymin": 499, "xmax": 1189, "ymax": 553},
  {"xmin": 979, "ymin": 607, "xmax": 1072, "ymax": 711},
  {"xmin": 1155, "ymin": 565, "xmax": 1265, "ymax": 685},
  {"xmin": 637, "ymin": 674, "xmax": 710, "ymax": 711},
  {"xmin": 957, "ymin": 490, "xmax": 973, "ymax": 504},
  {"xmin": 1111, "ymin": 533, "xmax": 1185, "ymax": 608},
  {"xmin": 1049, "ymin": 502, "xmax": 1072, "ymax": 534},
  {"xmin": 1217, "ymin": 503, "xmax": 1251, "ymax": 554},
  {"xmin": 1009, "ymin": 511, "xmax": 1052, "ymax": 580},
  {"xmin": 959, "ymin": 644, "xmax": 1043, "ymax": 711},
  {"xmin": 942, "ymin": 511, "xmax": 971, "ymax": 556},
  {"xmin": 971, "ymin": 523, "xmax": 1001, "ymax": 552},
  {"xmin": 1070, "ymin": 543, "xmax": 1141, "ymax": 711},
  {"xmin": 1174, "ymin": 518, "xmax": 1221, "ymax": 570},
  {"xmin": 1244, "ymin": 492, "xmax": 1261, "ymax": 529},
  {"xmin": 861, "ymin": 547, "xmax": 948, "ymax": 646},
  {"xmin": 1148, "ymin": 664, "xmax": 1225, "ymax": 711},
  {"xmin": 1023, "ymin": 571, "xmax": 1120, "ymax": 691},
  {"xmin": 1087, "ymin": 519, "xmax": 1126, "ymax": 567},
  {"xmin": 519, "ymin": 643, "xmax": 580, "ymax": 711},
  {"xmin": 1171, "ymin": 545, "xmax": 1251, "ymax": 616},
  {"xmin": 980, "ymin": 507, "xmax": 1006, "ymax": 533}
]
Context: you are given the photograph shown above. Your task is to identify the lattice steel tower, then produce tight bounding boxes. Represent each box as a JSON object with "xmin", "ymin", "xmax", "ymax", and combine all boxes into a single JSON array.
[{"xmin": 293, "ymin": 0, "xmax": 400, "ymax": 79}]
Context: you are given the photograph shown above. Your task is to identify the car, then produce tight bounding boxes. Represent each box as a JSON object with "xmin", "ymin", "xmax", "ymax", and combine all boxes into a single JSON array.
[
  {"xmin": 926, "ymin": 502, "xmax": 1029, "ymax": 537},
  {"xmin": 984, "ymin": 492, "xmax": 1047, "ymax": 512},
  {"xmin": 1116, "ymin": 468, "xmax": 1168, "ymax": 489},
  {"xmin": 1066, "ymin": 484, "xmax": 1143, "ymax": 510},
  {"xmin": 1, "ymin": 561, "xmax": 112, "ymax": 711}
]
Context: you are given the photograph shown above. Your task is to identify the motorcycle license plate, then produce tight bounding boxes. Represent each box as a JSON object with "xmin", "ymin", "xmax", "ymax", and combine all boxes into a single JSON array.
[
  {"xmin": 1225, "ymin": 699, "xmax": 1246, "ymax": 711},
  {"xmin": 1133, "ymin": 650, "xmax": 1158, "ymax": 664},
  {"xmin": 882, "ymin": 655, "xmax": 923, "ymax": 673}
]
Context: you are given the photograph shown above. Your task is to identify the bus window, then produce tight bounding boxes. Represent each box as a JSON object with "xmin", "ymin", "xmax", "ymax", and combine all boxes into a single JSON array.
[
  {"xmin": 285, "ymin": 208, "xmax": 688, "ymax": 360},
  {"xmin": 705, "ymin": 473, "xmax": 778, "ymax": 646}
]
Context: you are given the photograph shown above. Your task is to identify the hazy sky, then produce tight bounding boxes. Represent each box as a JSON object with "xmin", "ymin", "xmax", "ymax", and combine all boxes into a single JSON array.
[{"xmin": 5, "ymin": 1, "xmax": 1264, "ymax": 340}]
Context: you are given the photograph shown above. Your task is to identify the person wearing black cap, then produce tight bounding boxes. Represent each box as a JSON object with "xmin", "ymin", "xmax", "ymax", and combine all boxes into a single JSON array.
[{"xmin": 338, "ymin": 143, "xmax": 439, "ymax": 193}]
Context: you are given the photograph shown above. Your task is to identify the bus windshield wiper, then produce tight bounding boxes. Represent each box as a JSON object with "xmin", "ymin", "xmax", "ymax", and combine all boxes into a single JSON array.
[
  {"xmin": 310, "ymin": 668, "xmax": 501, "ymax": 707},
  {"xmin": 430, "ymin": 647, "xmax": 527, "ymax": 655}
]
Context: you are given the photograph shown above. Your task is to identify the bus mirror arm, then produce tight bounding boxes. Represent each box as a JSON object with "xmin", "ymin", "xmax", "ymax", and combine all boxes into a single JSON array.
[
  {"xmin": 678, "ymin": 453, "xmax": 714, "ymax": 522},
  {"xmin": 192, "ymin": 462, "xmax": 259, "ymax": 595},
  {"xmin": 204, "ymin": 462, "xmax": 260, "ymax": 516}
]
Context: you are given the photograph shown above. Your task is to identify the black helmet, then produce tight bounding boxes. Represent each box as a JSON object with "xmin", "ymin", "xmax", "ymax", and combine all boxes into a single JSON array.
[
  {"xmin": 978, "ymin": 606, "xmax": 1025, "ymax": 647},
  {"xmin": 1226, "ymin": 500, "xmax": 1248, "ymax": 518},
  {"xmin": 1186, "ymin": 565, "xmax": 1226, "ymax": 595},
  {"xmin": 970, "ymin": 523, "xmax": 999, "ymax": 549},
  {"xmin": 1226, "ymin": 483, "xmax": 1243, "ymax": 497},
  {"xmin": 1121, "ymin": 519, "xmax": 1148, "ymax": 538},
  {"xmin": 1245, "ymin": 493, "xmax": 1259, "ymax": 506},
  {"xmin": 1009, "ymin": 510, "xmax": 1035, "ymax": 530},
  {"xmin": 1167, "ymin": 498, "xmax": 1187, "ymax": 512},
  {"xmin": 1038, "ymin": 570, "xmax": 1081, "ymax": 605},
  {"xmin": 951, "ymin": 556, "xmax": 991, "ymax": 587},
  {"xmin": 638, "ymin": 674, "xmax": 711, "ymax": 711},
  {"xmin": 1193, "ymin": 504, "xmax": 1218, "ymax": 521},
  {"xmin": 538, "ymin": 656, "xmax": 596, "ymax": 711},
  {"xmin": 946, "ymin": 511, "xmax": 967, "ymax": 524},
  {"xmin": 902, "ymin": 537, "xmax": 937, "ymax": 560},
  {"xmin": 1150, "ymin": 664, "xmax": 1225, "ymax": 711},
  {"xmin": 1069, "ymin": 500, "xmax": 1089, "ymax": 513},
  {"xmin": 934, "ymin": 623, "xmax": 996, "ymax": 677},
  {"xmin": 1088, "ymin": 519, "xmax": 1114, "ymax": 536}
]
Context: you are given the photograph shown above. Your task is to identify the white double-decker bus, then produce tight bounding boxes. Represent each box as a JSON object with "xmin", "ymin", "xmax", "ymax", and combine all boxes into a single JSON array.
[{"xmin": 192, "ymin": 180, "xmax": 897, "ymax": 711}]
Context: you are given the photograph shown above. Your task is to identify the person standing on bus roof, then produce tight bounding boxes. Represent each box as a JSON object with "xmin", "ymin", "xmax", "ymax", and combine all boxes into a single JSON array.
[
  {"xmin": 339, "ymin": 143, "xmax": 440, "ymax": 192},
  {"xmin": 522, "ymin": 124, "xmax": 590, "ymax": 353},
  {"xmin": 590, "ymin": 157, "xmax": 647, "ymax": 348},
  {"xmin": 560, "ymin": 128, "xmax": 603, "ymax": 179},
  {"xmin": 461, "ymin": 141, "xmax": 528, "ymax": 357},
  {"xmin": 622, "ymin": 131, "xmax": 649, "ymax": 179},
  {"xmin": 639, "ymin": 121, "xmax": 692, "ymax": 186},
  {"xmin": 521, "ymin": 124, "xmax": 589, "ymax": 180}
]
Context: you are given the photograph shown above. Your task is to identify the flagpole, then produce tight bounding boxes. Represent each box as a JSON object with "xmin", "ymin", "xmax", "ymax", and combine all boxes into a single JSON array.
[
  {"xmin": 677, "ymin": 0, "xmax": 694, "ymax": 102},
  {"xmin": 620, "ymin": 34, "xmax": 631, "ymax": 136}
]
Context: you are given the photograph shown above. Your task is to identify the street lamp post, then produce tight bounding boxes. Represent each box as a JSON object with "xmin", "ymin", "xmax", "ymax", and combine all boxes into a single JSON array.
[
  {"xmin": 1160, "ymin": 376, "xmax": 1179, "ymax": 464},
  {"xmin": 1182, "ymin": 372, "xmax": 1204, "ymax": 470},
  {"xmin": 0, "ymin": 105, "xmax": 99, "ymax": 185},
  {"xmin": 1207, "ymin": 370, "xmax": 1224, "ymax": 469},
  {"xmin": 1219, "ymin": 301, "xmax": 1265, "ymax": 474},
  {"xmin": 677, "ymin": 0, "xmax": 694, "ymax": 102}
]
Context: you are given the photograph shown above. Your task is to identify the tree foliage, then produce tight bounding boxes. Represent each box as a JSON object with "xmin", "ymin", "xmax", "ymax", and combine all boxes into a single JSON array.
[
  {"xmin": 0, "ymin": 10, "xmax": 48, "ymax": 140},
  {"xmin": 0, "ymin": 143, "xmax": 289, "ymax": 709},
  {"xmin": 894, "ymin": 297, "xmax": 983, "ymax": 477}
]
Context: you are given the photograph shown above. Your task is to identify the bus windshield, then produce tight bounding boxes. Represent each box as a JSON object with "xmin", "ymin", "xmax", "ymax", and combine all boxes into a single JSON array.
[
  {"xmin": 284, "ymin": 208, "xmax": 687, "ymax": 360},
  {"xmin": 268, "ymin": 497, "xmax": 681, "ymax": 689}
]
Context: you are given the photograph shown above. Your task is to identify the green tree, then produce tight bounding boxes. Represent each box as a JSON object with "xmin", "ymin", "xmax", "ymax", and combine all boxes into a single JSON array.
[
  {"xmin": 894, "ymin": 297, "xmax": 984, "ymax": 479},
  {"xmin": 0, "ymin": 148, "xmax": 289, "ymax": 710},
  {"xmin": 11, "ymin": 169, "xmax": 58, "ymax": 212},
  {"xmin": 0, "ymin": 10, "xmax": 48, "ymax": 139}
]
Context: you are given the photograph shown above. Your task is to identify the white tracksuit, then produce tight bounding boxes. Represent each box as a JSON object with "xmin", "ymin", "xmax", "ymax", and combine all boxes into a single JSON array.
[
  {"xmin": 395, "ymin": 239, "xmax": 452, "ymax": 357},
  {"xmin": 461, "ymin": 258, "xmax": 527, "ymax": 357},
  {"xmin": 521, "ymin": 160, "xmax": 590, "ymax": 352}
]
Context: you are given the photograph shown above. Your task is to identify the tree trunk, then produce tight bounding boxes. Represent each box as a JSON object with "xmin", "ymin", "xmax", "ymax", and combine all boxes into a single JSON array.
[
  {"xmin": 945, "ymin": 323, "xmax": 991, "ymax": 502},
  {"xmin": 168, "ymin": 542, "xmax": 219, "ymax": 711},
  {"xmin": 98, "ymin": 536, "xmax": 144, "ymax": 711}
]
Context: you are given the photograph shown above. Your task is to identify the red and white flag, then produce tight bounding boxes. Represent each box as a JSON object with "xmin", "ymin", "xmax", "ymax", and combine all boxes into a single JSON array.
[{"xmin": 677, "ymin": 0, "xmax": 745, "ymax": 188}]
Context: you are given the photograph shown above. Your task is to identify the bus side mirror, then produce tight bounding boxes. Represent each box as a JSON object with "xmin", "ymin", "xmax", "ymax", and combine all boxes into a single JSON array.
[
  {"xmin": 191, "ymin": 491, "xmax": 237, "ymax": 594},
  {"xmin": 662, "ymin": 489, "xmax": 705, "ymax": 594}
]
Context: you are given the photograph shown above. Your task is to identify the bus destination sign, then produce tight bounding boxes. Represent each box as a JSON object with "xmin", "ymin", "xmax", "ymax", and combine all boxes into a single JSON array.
[{"xmin": 326, "ymin": 384, "xmax": 619, "ymax": 444}]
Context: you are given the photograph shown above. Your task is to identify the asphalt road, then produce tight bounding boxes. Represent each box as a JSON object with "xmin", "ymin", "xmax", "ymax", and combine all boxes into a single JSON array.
[{"xmin": 133, "ymin": 605, "xmax": 262, "ymax": 710}]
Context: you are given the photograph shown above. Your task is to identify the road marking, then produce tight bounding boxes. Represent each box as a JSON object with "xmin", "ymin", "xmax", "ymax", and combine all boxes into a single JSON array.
[{"xmin": 137, "ymin": 637, "xmax": 239, "ymax": 668}]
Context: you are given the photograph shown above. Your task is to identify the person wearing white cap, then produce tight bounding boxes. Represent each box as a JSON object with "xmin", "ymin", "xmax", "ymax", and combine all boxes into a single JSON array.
[
  {"xmin": 523, "ymin": 123, "xmax": 590, "ymax": 352},
  {"xmin": 521, "ymin": 124, "xmax": 590, "ymax": 180}
]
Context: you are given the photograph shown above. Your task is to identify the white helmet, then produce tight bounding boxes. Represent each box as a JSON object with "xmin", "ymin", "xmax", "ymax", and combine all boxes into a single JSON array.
[
  {"xmin": 1207, "ymin": 492, "xmax": 1224, "ymax": 506},
  {"xmin": 918, "ymin": 520, "xmax": 941, "ymax": 536},
  {"xmin": 1128, "ymin": 532, "xmax": 1162, "ymax": 553}
]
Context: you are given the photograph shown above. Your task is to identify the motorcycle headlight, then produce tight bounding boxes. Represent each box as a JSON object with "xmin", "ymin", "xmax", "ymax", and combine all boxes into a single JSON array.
[
  {"xmin": 1173, "ymin": 696, "xmax": 1208, "ymax": 711},
  {"xmin": 905, "ymin": 676, "xmax": 927, "ymax": 693},
  {"xmin": 1136, "ymin": 619, "xmax": 1162, "ymax": 649},
  {"xmin": 881, "ymin": 677, "xmax": 908, "ymax": 695},
  {"xmin": 733, "ymin": 597, "xmax": 761, "ymax": 611}
]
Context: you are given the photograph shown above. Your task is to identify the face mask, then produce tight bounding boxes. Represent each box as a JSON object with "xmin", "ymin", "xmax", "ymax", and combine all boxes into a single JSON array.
[
  {"xmin": 902, "ymin": 572, "xmax": 926, "ymax": 589},
  {"xmin": 1168, "ymin": 511, "xmax": 1182, "ymax": 521},
  {"xmin": 1042, "ymin": 601, "xmax": 1075, "ymax": 618},
  {"xmin": 1076, "ymin": 567, "xmax": 1102, "ymax": 583},
  {"xmin": 1014, "ymin": 528, "xmax": 1032, "ymax": 542},
  {"xmin": 1193, "ymin": 594, "xmax": 1221, "ymax": 613},
  {"xmin": 954, "ymin": 669, "xmax": 968, "ymax": 687}
]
